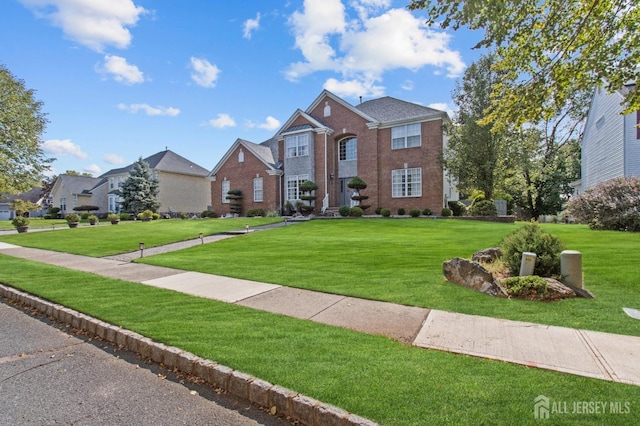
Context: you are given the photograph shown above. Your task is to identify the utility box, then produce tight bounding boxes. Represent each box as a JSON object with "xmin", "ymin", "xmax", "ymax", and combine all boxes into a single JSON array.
[
  {"xmin": 519, "ymin": 252, "xmax": 536, "ymax": 276},
  {"xmin": 561, "ymin": 250, "xmax": 583, "ymax": 289}
]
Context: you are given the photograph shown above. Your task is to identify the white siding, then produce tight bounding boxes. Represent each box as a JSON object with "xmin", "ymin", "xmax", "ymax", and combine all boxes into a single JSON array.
[
  {"xmin": 624, "ymin": 111, "xmax": 640, "ymax": 177},
  {"xmin": 581, "ymin": 88, "xmax": 625, "ymax": 190}
]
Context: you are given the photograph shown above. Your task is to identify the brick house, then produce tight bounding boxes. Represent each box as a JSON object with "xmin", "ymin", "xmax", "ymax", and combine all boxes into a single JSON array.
[{"xmin": 208, "ymin": 90, "xmax": 457, "ymax": 216}]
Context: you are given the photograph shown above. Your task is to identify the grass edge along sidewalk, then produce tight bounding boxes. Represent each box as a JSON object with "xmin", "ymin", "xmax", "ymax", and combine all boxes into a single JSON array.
[{"xmin": 1, "ymin": 256, "xmax": 639, "ymax": 425}]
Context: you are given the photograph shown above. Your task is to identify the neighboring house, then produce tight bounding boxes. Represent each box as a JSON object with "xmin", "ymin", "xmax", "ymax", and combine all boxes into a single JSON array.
[
  {"xmin": 101, "ymin": 149, "xmax": 211, "ymax": 215},
  {"xmin": 0, "ymin": 187, "xmax": 45, "ymax": 220},
  {"xmin": 49, "ymin": 175, "xmax": 107, "ymax": 215},
  {"xmin": 48, "ymin": 150, "xmax": 211, "ymax": 216},
  {"xmin": 580, "ymin": 84, "xmax": 640, "ymax": 191},
  {"xmin": 209, "ymin": 89, "xmax": 457, "ymax": 215}
]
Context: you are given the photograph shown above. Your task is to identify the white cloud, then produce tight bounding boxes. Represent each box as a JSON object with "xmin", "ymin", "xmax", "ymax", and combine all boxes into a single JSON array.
[
  {"xmin": 100, "ymin": 55, "xmax": 144, "ymax": 84},
  {"xmin": 243, "ymin": 13, "xmax": 260, "ymax": 39},
  {"xmin": 247, "ymin": 116, "xmax": 281, "ymax": 131},
  {"xmin": 401, "ymin": 79, "xmax": 414, "ymax": 91},
  {"xmin": 323, "ymin": 77, "xmax": 384, "ymax": 99},
  {"xmin": 118, "ymin": 103, "xmax": 180, "ymax": 116},
  {"xmin": 190, "ymin": 57, "xmax": 220, "ymax": 88},
  {"xmin": 428, "ymin": 102, "xmax": 455, "ymax": 118},
  {"xmin": 19, "ymin": 0, "xmax": 146, "ymax": 52},
  {"xmin": 207, "ymin": 113, "xmax": 236, "ymax": 128},
  {"xmin": 41, "ymin": 139, "xmax": 88, "ymax": 159},
  {"xmin": 83, "ymin": 164, "xmax": 101, "ymax": 176},
  {"xmin": 286, "ymin": 1, "xmax": 465, "ymax": 98},
  {"xmin": 103, "ymin": 153, "xmax": 126, "ymax": 164}
]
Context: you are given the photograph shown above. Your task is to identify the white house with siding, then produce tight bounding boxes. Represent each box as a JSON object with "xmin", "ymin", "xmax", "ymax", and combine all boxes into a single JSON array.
[{"xmin": 580, "ymin": 84, "xmax": 640, "ymax": 191}]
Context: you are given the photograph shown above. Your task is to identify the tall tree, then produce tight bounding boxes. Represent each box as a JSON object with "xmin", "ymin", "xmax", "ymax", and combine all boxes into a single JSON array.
[
  {"xmin": 0, "ymin": 64, "xmax": 52, "ymax": 194},
  {"xmin": 443, "ymin": 53, "xmax": 511, "ymax": 199},
  {"xmin": 408, "ymin": 0, "xmax": 639, "ymax": 127},
  {"xmin": 119, "ymin": 158, "xmax": 160, "ymax": 214},
  {"xmin": 501, "ymin": 91, "xmax": 587, "ymax": 218},
  {"xmin": 64, "ymin": 170, "xmax": 93, "ymax": 177}
]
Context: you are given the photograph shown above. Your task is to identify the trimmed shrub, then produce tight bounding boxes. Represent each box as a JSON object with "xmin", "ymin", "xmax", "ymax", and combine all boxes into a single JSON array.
[
  {"xmin": 247, "ymin": 208, "xmax": 265, "ymax": 217},
  {"xmin": 350, "ymin": 206, "xmax": 364, "ymax": 217},
  {"xmin": 397, "ymin": 208, "xmax": 406, "ymax": 216},
  {"xmin": 43, "ymin": 214, "xmax": 52, "ymax": 219},
  {"xmin": 409, "ymin": 208, "xmax": 421, "ymax": 217},
  {"xmin": 448, "ymin": 201, "xmax": 467, "ymax": 217},
  {"xmin": 468, "ymin": 199, "xmax": 497, "ymax": 216},
  {"xmin": 422, "ymin": 208, "xmax": 432, "ymax": 216},
  {"xmin": 338, "ymin": 205, "xmax": 351, "ymax": 217},
  {"xmin": 80, "ymin": 212, "xmax": 90, "ymax": 220},
  {"xmin": 566, "ymin": 177, "xmax": 640, "ymax": 232},
  {"xmin": 152, "ymin": 213, "xmax": 160, "ymax": 220},
  {"xmin": 441, "ymin": 208, "xmax": 452, "ymax": 217},
  {"xmin": 120, "ymin": 213, "xmax": 130, "ymax": 221},
  {"xmin": 503, "ymin": 275, "xmax": 548, "ymax": 299},
  {"xmin": 381, "ymin": 208, "xmax": 391, "ymax": 217},
  {"xmin": 65, "ymin": 213, "xmax": 80, "ymax": 223},
  {"xmin": 500, "ymin": 222, "xmax": 565, "ymax": 277},
  {"xmin": 375, "ymin": 207, "xmax": 382, "ymax": 215}
]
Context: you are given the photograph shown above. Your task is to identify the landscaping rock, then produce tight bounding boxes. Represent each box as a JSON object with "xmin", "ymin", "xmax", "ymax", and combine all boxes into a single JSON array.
[
  {"xmin": 542, "ymin": 278, "xmax": 577, "ymax": 300},
  {"xmin": 472, "ymin": 247, "xmax": 503, "ymax": 263},
  {"xmin": 443, "ymin": 258, "xmax": 508, "ymax": 297}
]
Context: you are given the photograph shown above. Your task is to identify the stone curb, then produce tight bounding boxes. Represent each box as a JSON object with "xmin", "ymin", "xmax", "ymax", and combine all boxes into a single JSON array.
[{"xmin": 0, "ymin": 285, "xmax": 377, "ymax": 426}]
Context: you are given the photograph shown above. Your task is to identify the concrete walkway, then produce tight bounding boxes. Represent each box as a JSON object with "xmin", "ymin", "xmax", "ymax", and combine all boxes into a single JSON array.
[{"xmin": 1, "ymin": 239, "xmax": 639, "ymax": 387}]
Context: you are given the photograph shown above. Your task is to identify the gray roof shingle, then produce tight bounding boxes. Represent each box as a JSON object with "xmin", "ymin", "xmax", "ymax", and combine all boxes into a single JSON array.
[
  {"xmin": 101, "ymin": 150, "xmax": 209, "ymax": 178},
  {"xmin": 356, "ymin": 96, "xmax": 446, "ymax": 123}
]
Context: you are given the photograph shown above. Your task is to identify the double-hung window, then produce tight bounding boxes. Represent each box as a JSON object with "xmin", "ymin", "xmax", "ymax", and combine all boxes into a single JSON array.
[
  {"xmin": 221, "ymin": 180, "xmax": 230, "ymax": 204},
  {"xmin": 339, "ymin": 137, "xmax": 357, "ymax": 161},
  {"xmin": 253, "ymin": 177, "xmax": 263, "ymax": 202},
  {"xmin": 285, "ymin": 134, "xmax": 309, "ymax": 158},
  {"xmin": 392, "ymin": 123, "xmax": 421, "ymax": 149},
  {"xmin": 392, "ymin": 168, "xmax": 422, "ymax": 197},
  {"xmin": 286, "ymin": 174, "xmax": 309, "ymax": 201}
]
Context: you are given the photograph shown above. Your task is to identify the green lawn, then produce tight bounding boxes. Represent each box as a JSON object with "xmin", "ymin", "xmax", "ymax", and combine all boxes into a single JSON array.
[
  {"xmin": 1, "ymin": 255, "xmax": 638, "ymax": 426},
  {"xmin": 0, "ymin": 217, "xmax": 68, "ymax": 230},
  {"xmin": 137, "ymin": 219, "xmax": 640, "ymax": 336},
  {"xmin": 0, "ymin": 217, "xmax": 282, "ymax": 256}
]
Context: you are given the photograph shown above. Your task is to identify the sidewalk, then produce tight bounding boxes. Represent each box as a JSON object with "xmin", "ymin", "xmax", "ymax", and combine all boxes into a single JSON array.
[{"xmin": 1, "ymin": 239, "xmax": 639, "ymax": 387}]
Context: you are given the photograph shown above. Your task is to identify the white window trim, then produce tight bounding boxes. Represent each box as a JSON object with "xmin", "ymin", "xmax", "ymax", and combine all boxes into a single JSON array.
[
  {"xmin": 221, "ymin": 180, "xmax": 230, "ymax": 204},
  {"xmin": 392, "ymin": 123, "xmax": 422, "ymax": 150},
  {"xmin": 339, "ymin": 137, "xmax": 357, "ymax": 161},
  {"xmin": 392, "ymin": 167, "xmax": 422, "ymax": 198},
  {"xmin": 253, "ymin": 177, "xmax": 263, "ymax": 202},
  {"xmin": 285, "ymin": 134, "xmax": 309, "ymax": 158},
  {"xmin": 286, "ymin": 174, "xmax": 309, "ymax": 202}
]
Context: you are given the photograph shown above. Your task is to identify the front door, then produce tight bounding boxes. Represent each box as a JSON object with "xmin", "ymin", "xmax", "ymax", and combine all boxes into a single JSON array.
[{"xmin": 339, "ymin": 177, "xmax": 354, "ymax": 206}]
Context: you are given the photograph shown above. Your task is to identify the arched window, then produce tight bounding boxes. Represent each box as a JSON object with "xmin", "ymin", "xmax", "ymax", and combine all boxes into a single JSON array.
[{"xmin": 339, "ymin": 137, "xmax": 357, "ymax": 161}]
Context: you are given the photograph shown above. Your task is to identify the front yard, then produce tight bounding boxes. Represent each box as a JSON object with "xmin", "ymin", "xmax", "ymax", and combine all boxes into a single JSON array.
[{"xmin": 1, "ymin": 218, "xmax": 639, "ymax": 424}]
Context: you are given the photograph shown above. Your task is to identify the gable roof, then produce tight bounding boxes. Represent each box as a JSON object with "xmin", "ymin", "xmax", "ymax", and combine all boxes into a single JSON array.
[
  {"xmin": 356, "ymin": 96, "xmax": 447, "ymax": 124},
  {"xmin": 51, "ymin": 174, "xmax": 105, "ymax": 196},
  {"xmin": 276, "ymin": 109, "xmax": 332, "ymax": 137},
  {"xmin": 208, "ymin": 138, "xmax": 279, "ymax": 178},
  {"xmin": 101, "ymin": 149, "xmax": 209, "ymax": 178},
  {"xmin": 0, "ymin": 187, "xmax": 44, "ymax": 204}
]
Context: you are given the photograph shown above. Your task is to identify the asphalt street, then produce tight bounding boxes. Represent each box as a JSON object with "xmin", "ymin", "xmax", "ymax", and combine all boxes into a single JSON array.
[{"xmin": 0, "ymin": 299, "xmax": 291, "ymax": 426}]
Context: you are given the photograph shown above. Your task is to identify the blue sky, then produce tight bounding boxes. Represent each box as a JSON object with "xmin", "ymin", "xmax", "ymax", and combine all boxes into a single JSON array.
[{"xmin": 2, "ymin": 0, "xmax": 485, "ymax": 177}]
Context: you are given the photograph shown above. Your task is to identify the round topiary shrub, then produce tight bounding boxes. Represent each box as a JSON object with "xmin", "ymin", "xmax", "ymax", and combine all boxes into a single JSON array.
[
  {"xmin": 380, "ymin": 208, "xmax": 391, "ymax": 217},
  {"xmin": 375, "ymin": 207, "xmax": 382, "ymax": 215},
  {"xmin": 350, "ymin": 206, "xmax": 363, "ymax": 217},
  {"xmin": 448, "ymin": 201, "xmax": 467, "ymax": 217},
  {"xmin": 422, "ymin": 208, "xmax": 432, "ymax": 216},
  {"xmin": 409, "ymin": 208, "xmax": 421, "ymax": 217},
  {"xmin": 338, "ymin": 205, "xmax": 351, "ymax": 217},
  {"xmin": 397, "ymin": 208, "xmax": 406, "ymax": 216},
  {"xmin": 468, "ymin": 199, "xmax": 497, "ymax": 216},
  {"xmin": 441, "ymin": 208, "xmax": 452, "ymax": 217},
  {"xmin": 500, "ymin": 222, "xmax": 565, "ymax": 277}
]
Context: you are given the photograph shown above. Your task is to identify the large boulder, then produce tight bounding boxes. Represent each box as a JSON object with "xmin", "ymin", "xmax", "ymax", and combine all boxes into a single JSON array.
[
  {"xmin": 472, "ymin": 247, "xmax": 503, "ymax": 263},
  {"xmin": 443, "ymin": 258, "xmax": 508, "ymax": 297}
]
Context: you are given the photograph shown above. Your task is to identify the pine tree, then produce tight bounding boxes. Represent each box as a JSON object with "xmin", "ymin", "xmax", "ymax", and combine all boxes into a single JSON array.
[{"xmin": 119, "ymin": 158, "xmax": 160, "ymax": 214}]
